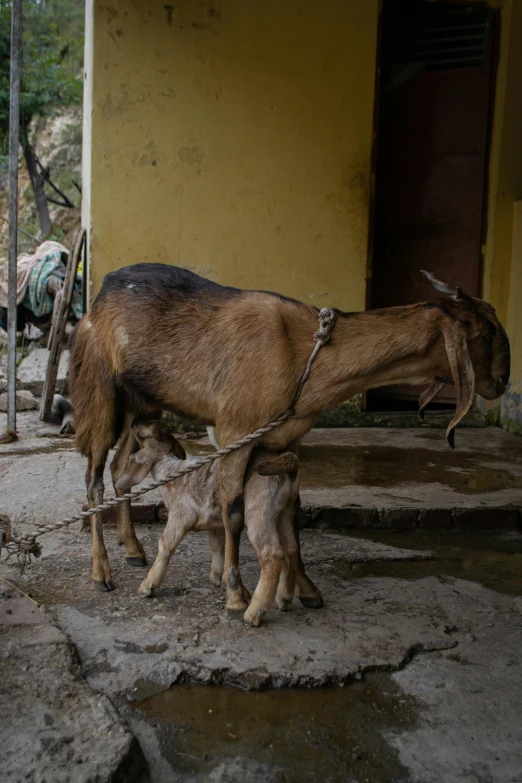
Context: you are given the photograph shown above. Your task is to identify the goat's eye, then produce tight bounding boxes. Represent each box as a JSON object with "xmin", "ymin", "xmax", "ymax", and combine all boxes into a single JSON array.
[{"xmin": 485, "ymin": 334, "xmax": 494, "ymax": 342}]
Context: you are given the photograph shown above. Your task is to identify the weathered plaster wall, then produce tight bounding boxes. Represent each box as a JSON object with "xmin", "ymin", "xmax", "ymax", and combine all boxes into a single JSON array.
[
  {"xmin": 482, "ymin": 0, "xmax": 522, "ymax": 431},
  {"xmin": 87, "ymin": 0, "xmax": 379, "ymax": 311}
]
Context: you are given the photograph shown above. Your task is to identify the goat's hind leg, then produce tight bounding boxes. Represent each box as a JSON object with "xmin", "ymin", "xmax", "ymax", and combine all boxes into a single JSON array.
[
  {"xmin": 293, "ymin": 495, "xmax": 323, "ymax": 608},
  {"xmin": 275, "ymin": 506, "xmax": 298, "ymax": 612},
  {"xmin": 110, "ymin": 420, "xmax": 147, "ymax": 567},
  {"xmin": 87, "ymin": 454, "xmax": 114, "ymax": 591}
]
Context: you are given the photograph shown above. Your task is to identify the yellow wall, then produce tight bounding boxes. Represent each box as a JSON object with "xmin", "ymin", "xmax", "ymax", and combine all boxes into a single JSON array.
[
  {"xmin": 482, "ymin": 0, "xmax": 522, "ymax": 429},
  {"xmin": 86, "ymin": 0, "xmax": 379, "ymax": 311},
  {"xmin": 501, "ymin": 201, "xmax": 522, "ymax": 431}
]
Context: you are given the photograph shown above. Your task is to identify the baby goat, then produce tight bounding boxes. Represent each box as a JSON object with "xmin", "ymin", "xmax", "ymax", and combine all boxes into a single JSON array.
[{"xmin": 116, "ymin": 420, "xmax": 302, "ymax": 627}]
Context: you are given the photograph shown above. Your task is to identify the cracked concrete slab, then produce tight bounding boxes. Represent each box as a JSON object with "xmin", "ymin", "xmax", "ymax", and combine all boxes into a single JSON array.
[
  {"xmin": 3, "ymin": 529, "xmax": 438, "ymax": 692},
  {"xmin": 2, "ymin": 412, "xmax": 522, "ymax": 781},
  {"xmin": 388, "ymin": 582, "xmax": 522, "ymax": 783},
  {"xmin": 0, "ymin": 582, "xmax": 147, "ymax": 783}
]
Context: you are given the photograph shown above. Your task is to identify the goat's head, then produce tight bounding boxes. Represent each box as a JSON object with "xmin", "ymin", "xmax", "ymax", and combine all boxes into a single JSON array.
[
  {"xmin": 115, "ymin": 419, "xmax": 186, "ymax": 491},
  {"xmin": 420, "ymin": 270, "xmax": 510, "ymax": 447}
]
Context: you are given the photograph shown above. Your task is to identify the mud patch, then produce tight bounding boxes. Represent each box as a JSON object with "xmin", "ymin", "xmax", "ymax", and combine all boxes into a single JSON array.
[{"xmin": 132, "ymin": 673, "xmax": 416, "ymax": 782}]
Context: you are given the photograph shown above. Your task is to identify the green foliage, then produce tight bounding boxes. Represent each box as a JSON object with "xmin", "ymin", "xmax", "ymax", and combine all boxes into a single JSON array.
[{"xmin": 0, "ymin": 0, "xmax": 84, "ymax": 156}]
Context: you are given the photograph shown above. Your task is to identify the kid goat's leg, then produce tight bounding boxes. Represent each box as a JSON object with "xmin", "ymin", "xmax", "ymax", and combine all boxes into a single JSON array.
[
  {"xmin": 243, "ymin": 528, "xmax": 285, "ymax": 627},
  {"xmin": 87, "ymin": 453, "xmax": 114, "ymax": 591},
  {"xmin": 110, "ymin": 419, "xmax": 147, "ymax": 567},
  {"xmin": 206, "ymin": 530, "xmax": 225, "ymax": 587},
  {"xmin": 218, "ymin": 444, "xmax": 254, "ymax": 612},
  {"xmin": 139, "ymin": 518, "xmax": 191, "ymax": 597}
]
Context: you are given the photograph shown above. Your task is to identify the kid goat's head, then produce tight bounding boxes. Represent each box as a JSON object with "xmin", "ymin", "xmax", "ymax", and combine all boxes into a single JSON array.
[
  {"xmin": 420, "ymin": 270, "xmax": 510, "ymax": 448},
  {"xmin": 115, "ymin": 420, "xmax": 187, "ymax": 491}
]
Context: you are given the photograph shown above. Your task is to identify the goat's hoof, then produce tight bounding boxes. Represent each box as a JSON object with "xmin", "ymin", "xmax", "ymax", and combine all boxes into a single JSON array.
[
  {"xmin": 92, "ymin": 578, "xmax": 115, "ymax": 592},
  {"xmin": 226, "ymin": 602, "xmax": 249, "ymax": 613},
  {"xmin": 243, "ymin": 610, "xmax": 263, "ymax": 627},
  {"xmin": 276, "ymin": 597, "xmax": 293, "ymax": 612},
  {"xmin": 126, "ymin": 556, "xmax": 147, "ymax": 567},
  {"xmin": 138, "ymin": 583, "xmax": 153, "ymax": 597},
  {"xmin": 299, "ymin": 595, "xmax": 324, "ymax": 609},
  {"xmin": 209, "ymin": 571, "xmax": 222, "ymax": 587}
]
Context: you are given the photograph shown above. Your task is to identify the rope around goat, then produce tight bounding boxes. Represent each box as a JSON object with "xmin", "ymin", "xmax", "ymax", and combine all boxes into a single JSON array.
[{"xmin": 5, "ymin": 308, "xmax": 337, "ymax": 570}]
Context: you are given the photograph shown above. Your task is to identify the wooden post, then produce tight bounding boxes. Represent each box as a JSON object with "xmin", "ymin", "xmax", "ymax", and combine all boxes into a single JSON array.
[{"xmin": 6, "ymin": 0, "xmax": 22, "ymax": 436}]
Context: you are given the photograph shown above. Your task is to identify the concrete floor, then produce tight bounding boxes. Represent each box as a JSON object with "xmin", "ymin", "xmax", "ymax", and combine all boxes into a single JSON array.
[{"xmin": 1, "ymin": 411, "xmax": 522, "ymax": 782}]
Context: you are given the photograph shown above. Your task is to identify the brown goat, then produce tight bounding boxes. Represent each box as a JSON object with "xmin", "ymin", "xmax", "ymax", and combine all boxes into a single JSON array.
[
  {"xmin": 116, "ymin": 419, "xmax": 302, "ymax": 626},
  {"xmin": 69, "ymin": 266, "xmax": 510, "ymax": 608}
]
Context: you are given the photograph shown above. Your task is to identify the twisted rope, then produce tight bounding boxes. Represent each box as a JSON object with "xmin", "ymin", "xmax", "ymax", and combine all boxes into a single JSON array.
[{"xmin": 6, "ymin": 308, "xmax": 336, "ymax": 567}]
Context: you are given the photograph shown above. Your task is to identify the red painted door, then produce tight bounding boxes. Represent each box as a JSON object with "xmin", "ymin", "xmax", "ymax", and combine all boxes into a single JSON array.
[{"xmin": 369, "ymin": 0, "xmax": 496, "ymax": 407}]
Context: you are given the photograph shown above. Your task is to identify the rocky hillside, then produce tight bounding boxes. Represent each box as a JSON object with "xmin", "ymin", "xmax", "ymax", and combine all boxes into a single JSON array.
[{"xmin": 0, "ymin": 107, "xmax": 82, "ymax": 261}]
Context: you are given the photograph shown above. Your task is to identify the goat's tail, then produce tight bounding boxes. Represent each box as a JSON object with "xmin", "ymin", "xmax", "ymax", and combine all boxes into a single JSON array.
[
  {"xmin": 255, "ymin": 452, "xmax": 299, "ymax": 477},
  {"xmin": 69, "ymin": 319, "xmax": 123, "ymax": 459}
]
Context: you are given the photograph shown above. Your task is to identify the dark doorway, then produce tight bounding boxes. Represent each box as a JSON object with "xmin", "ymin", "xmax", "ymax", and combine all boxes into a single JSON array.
[{"xmin": 368, "ymin": 0, "xmax": 497, "ymax": 411}]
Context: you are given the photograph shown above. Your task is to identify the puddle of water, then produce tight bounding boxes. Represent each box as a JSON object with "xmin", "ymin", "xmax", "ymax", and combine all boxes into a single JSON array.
[
  {"xmin": 334, "ymin": 530, "xmax": 522, "ymax": 596},
  {"xmin": 132, "ymin": 673, "xmax": 415, "ymax": 782},
  {"xmin": 185, "ymin": 442, "xmax": 522, "ymax": 495},
  {"xmin": 298, "ymin": 445, "xmax": 522, "ymax": 494}
]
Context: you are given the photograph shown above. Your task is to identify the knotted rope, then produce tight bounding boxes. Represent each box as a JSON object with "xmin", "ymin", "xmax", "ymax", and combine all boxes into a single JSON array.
[{"xmin": 5, "ymin": 308, "xmax": 336, "ymax": 570}]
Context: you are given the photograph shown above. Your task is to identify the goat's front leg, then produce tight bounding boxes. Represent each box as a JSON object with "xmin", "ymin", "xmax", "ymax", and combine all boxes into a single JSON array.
[
  {"xmin": 87, "ymin": 455, "xmax": 114, "ymax": 591},
  {"xmin": 206, "ymin": 529, "xmax": 225, "ymax": 587},
  {"xmin": 110, "ymin": 421, "xmax": 147, "ymax": 567},
  {"xmin": 138, "ymin": 518, "xmax": 191, "ymax": 597},
  {"xmin": 219, "ymin": 444, "xmax": 254, "ymax": 612}
]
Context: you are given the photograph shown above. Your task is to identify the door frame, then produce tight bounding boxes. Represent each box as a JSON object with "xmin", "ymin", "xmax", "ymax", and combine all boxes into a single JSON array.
[{"xmin": 364, "ymin": 0, "xmax": 501, "ymax": 412}]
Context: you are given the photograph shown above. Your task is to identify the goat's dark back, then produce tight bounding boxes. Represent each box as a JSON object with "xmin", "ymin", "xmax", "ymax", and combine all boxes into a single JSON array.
[{"xmin": 69, "ymin": 264, "xmax": 316, "ymax": 459}]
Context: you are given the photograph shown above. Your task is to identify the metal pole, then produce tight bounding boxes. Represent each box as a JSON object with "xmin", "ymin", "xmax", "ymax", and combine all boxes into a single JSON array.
[{"xmin": 7, "ymin": 0, "xmax": 22, "ymax": 435}]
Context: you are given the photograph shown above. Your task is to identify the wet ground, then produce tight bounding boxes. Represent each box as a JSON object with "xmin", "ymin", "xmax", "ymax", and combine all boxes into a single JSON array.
[
  {"xmin": 2, "ymin": 415, "xmax": 522, "ymax": 531},
  {"xmin": 4, "ymin": 521, "xmax": 521, "ymax": 782},
  {"xmin": 333, "ymin": 529, "xmax": 522, "ymax": 597},
  {"xmin": 132, "ymin": 674, "xmax": 415, "ymax": 783},
  {"xmin": 2, "ymin": 413, "xmax": 522, "ymax": 781},
  {"xmin": 113, "ymin": 528, "xmax": 522, "ymax": 783}
]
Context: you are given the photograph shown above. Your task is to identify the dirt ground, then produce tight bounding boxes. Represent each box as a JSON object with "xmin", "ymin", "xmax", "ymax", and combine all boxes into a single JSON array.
[{"xmin": 1, "ymin": 412, "xmax": 522, "ymax": 782}]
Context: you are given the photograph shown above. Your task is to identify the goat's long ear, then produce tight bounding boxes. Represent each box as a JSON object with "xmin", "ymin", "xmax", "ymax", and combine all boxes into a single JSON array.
[
  {"xmin": 171, "ymin": 438, "xmax": 186, "ymax": 460},
  {"xmin": 442, "ymin": 321, "xmax": 475, "ymax": 449},
  {"xmin": 256, "ymin": 452, "xmax": 299, "ymax": 477},
  {"xmin": 419, "ymin": 381, "xmax": 446, "ymax": 419},
  {"xmin": 115, "ymin": 451, "xmax": 152, "ymax": 492}
]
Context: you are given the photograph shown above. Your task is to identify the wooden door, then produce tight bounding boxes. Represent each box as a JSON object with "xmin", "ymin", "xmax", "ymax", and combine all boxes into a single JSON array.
[{"xmin": 369, "ymin": 0, "xmax": 496, "ymax": 408}]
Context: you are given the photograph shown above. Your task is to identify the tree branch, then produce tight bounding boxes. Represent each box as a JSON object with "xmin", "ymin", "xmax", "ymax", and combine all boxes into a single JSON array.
[
  {"xmin": 46, "ymin": 196, "xmax": 75, "ymax": 208},
  {"xmin": 34, "ymin": 153, "xmax": 75, "ymax": 208}
]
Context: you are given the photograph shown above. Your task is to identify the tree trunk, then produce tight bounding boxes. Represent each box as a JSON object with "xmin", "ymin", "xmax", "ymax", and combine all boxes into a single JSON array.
[{"xmin": 22, "ymin": 140, "xmax": 52, "ymax": 238}]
